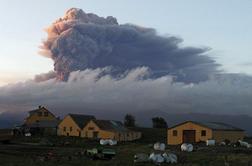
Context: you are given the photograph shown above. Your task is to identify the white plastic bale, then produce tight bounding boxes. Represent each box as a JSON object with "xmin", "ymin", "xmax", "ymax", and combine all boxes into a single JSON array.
[
  {"xmin": 159, "ymin": 143, "xmax": 166, "ymax": 151},
  {"xmin": 149, "ymin": 153, "xmax": 164, "ymax": 163},
  {"xmin": 219, "ymin": 142, "xmax": 226, "ymax": 146},
  {"xmin": 156, "ymin": 154, "xmax": 164, "ymax": 163},
  {"xmin": 25, "ymin": 133, "xmax": 31, "ymax": 137},
  {"xmin": 206, "ymin": 140, "xmax": 215, "ymax": 146},
  {"xmin": 153, "ymin": 142, "xmax": 165, "ymax": 151},
  {"xmin": 153, "ymin": 142, "xmax": 160, "ymax": 150},
  {"xmin": 100, "ymin": 139, "xmax": 109, "ymax": 145},
  {"xmin": 149, "ymin": 153, "xmax": 155, "ymax": 161},
  {"xmin": 162, "ymin": 153, "xmax": 177, "ymax": 164},
  {"xmin": 238, "ymin": 140, "xmax": 251, "ymax": 148},
  {"xmin": 109, "ymin": 139, "xmax": 117, "ymax": 146},
  {"xmin": 181, "ymin": 143, "xmax": 193, "ymax": 152}
]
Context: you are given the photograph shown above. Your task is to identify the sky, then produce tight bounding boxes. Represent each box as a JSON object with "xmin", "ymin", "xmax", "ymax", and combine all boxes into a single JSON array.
[{"xmin": 0, "ymin": 0, "xmax": 252, "ymax": 86}]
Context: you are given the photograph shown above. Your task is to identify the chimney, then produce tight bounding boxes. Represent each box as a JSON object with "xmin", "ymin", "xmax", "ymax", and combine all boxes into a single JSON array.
[{"xmin": 38, "ymin": 105, "xmax": 42, "ymax": 109}]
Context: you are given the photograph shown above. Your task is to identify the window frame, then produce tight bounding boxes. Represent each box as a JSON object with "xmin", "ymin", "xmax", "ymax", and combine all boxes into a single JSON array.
[
  {"xmin": 172, "ymin": 130, "xmax": 178, "ymax": 136},
  {"xmin": 44, "ymin": 112, "xmax": 49, "ymax": 117},
  {"xmin": 201, "ymin": 130, "xmax": 207, "ymax": 136},
  {"xmin": 88, "ymin": 127, "xmax": 94, "ymax": 130},
  {"xmin": 38, "ymin": 112, "xmax": 42, "ymax": 117}
]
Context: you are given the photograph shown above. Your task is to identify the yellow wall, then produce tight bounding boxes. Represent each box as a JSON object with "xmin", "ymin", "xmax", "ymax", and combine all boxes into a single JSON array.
[
  {"xmin": 83, "ymin": 120, "xmax": 142, "ymax": 141},
  {"xmin": 25, "ymin": 108, "xmax": 56, "ymax": 125},
  {"xmin": 167, "ymin": 122, "xmax": 212, "ymax": 145},
  {"xmin": 82, "ymin": 120, "xmax": 116, "ymax": 139},
  {"xmin": 212, "ymin": 130, "xmax": 245, "ymax": 143},
  {"xmin": 57, "ymin": 115, "xmax": 82, "ymax": 137}
]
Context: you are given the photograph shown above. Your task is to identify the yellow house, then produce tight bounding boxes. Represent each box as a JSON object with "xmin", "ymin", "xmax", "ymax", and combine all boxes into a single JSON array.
[
  {"xmin": 23, "ymin": 106, "xmax": 59, "ymax": 135},
  {"xmin": 57, "ymin": 114, "xmax": 95, "ymax": 137},
  {"xmin": 25, "ymin": 106, "xmax": 57, "ymax": 125},
  {"xmin": 83, "ymin": 120, "xmax": 142, "ymax": 141},
  {"xmin": 167, "ymin": 121, "xmax": 245, "ymax": 145}
]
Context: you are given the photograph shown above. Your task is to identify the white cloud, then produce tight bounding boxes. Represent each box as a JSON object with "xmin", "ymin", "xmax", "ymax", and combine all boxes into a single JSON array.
[{"xmin": 0, "ymin": 67, "xmax": 251, "ymax": 117}]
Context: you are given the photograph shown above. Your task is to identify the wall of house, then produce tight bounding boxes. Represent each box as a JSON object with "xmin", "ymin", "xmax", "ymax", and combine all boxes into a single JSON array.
[
  {"xmin": 57, "ymin": 115, "xmax": 81, "ymax": 137},
  {"xmin": 212, "ymin": 130, "xmax": 245, "ymax": 143},
  {"xmin": 25, "ymin": 108, "xmax": 56, "ymax": 125},
  {"xmin": 167, "ymin": 122, "xmax": 212, "ymax": 145},
  {"xmin": 115, "ymin": 131, "xmax": 142, "ymax": 141},
  {"xmin": 83, "ymin": 121, "xmax": 142, "ymax": 141},
  {"xmin": 82, "ymin": 121, "xmax": 115, "ymax": 139}
]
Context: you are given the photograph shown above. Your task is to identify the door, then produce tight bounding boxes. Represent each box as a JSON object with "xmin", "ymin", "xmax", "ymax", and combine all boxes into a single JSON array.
[
  {"xmin": 93, "ymin": 131, "xmax": 99, "ymax": 138},
  {"xmin": 183, "ymin": 130, "xmax": 196, "ymax": 143}
]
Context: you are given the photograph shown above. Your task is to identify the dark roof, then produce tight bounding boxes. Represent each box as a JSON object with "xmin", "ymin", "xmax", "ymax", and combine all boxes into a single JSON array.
[
  {"xmin": 93, "ymin": 120, "xmax": 129, "ymax": 132},
  {"xmin": 24, "ymin": 120, "xmax": 59, "ymax": 128},
  {"xmin": 69, "ymin": 114, "xmax": 96, "ymax": 129},
  {"xmin": 28, "ymin": 106, "xmax": 56, "ymax": 118},
  {"xmin": 168, "ymin": 121, "xmax": 244, "ymax": 131},
  {"xmin": 197, "ymin": 122, "xmax": 244, "ymax": 131}
]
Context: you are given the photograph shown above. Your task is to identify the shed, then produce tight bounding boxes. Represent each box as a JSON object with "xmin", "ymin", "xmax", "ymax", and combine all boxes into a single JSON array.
[
  {"xmin": 167, "ymin": 121, "xmax": 245, "ymax": 145},
  {"xmin": 83, "ymin": 120, "xmax": 142, "ymax": 141}
]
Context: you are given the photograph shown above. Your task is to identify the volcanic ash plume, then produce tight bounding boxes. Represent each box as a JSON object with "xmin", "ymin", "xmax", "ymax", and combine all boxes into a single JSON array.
[{"xmin": 40, "ymin": 8, "xmax": 219, "ymax": 82}]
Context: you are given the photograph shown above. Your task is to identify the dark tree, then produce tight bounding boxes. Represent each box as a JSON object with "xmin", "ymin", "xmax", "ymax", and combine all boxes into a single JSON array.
[
  {"xmin": 152, "ymin": 117, "xmax": 168, "ymax": 128},
  {"xmin": 124, "ymin": 114, "xmax": 135, "ymax": 127}
]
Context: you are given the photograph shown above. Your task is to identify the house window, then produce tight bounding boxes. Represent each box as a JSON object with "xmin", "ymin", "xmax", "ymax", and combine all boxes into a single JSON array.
[
  {"xmin": 201, "ymin": 130, "xmax": 206, "ymax": 136},
  {"xmin": 173, "ymin": 130, "xmax": 178, "ymax": 136},
  {"xmin": 38, "ymin": 112, "xmax": 42, "ymax": 117},
  {"xmin": 88, "ymin": 127, "xmax": 94, "ymax": 130},
  {"xmin": 63, "ymin": 127, "xmax": 66, "ymax": 132},
  {"xmin": 44, "ymin": 112, "xmax": 49, "ymax": 117},
  {"xmin": 85, "ymin": 131, "xmax": 88, "ymax": 137},
  {"xmin": 70, "ymin": 127, "xmax": 73, "ymax": 132}
]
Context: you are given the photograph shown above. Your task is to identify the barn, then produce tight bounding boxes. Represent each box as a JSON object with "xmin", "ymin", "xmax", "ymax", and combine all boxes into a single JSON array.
[
  {"xmin": 83, "ymin": 120, "xmax": 142, "ymax": 141},
  {"xmin": 167, "ymin": 121, "xmax": 245, "ymax": 145}
]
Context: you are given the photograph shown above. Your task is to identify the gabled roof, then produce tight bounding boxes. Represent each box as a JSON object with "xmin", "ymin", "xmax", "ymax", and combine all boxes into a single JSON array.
[
  {"xmin": 69, "ymin": 114, "xmax": 96, "ymax": 129},
  {"xmin": 93, "ymin": 120, "xmax": 129, "ymax": 132},
  {"xmin": 28, "ymin": 106, "xmax": 56, "ymax": 118},
  {"xmin": 168, "ymin": 121, "xmax": 244, "ymax": 131}
]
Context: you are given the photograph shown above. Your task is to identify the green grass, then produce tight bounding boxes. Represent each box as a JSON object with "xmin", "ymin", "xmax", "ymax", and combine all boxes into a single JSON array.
[
  {"xmin": 0, "ymin": 142, "xmax": 252, "ymax": 166},
  {"xmin": 0, "ymin": 129, "xmax": 251, "ymax": 166}
]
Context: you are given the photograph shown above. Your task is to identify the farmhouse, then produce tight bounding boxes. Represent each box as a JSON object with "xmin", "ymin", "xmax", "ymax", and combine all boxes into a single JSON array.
[
  {"xmin": 23, "ymin": 106, "xmax": 59, "ymax": 135},
  {"xmin": 83, "ymin": 119, "xmax": 142, "ymax": 141},
  {"xmin": 167, "ymin": 121, "xmax": 245, "ymax": 145},
  {"xmin": 57, "ymin": 114, "xmax": 96, "ymax": 137}
]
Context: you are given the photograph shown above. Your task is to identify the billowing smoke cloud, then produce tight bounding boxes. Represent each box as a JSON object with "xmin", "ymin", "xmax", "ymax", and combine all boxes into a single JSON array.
[
  {"xmin": 34, "ymin": 71, "xmax": 56, "ymax": 82},
  {"xmin": 0, "ymin": 67, "xmax": 251, "ymax": 117},
  {"xmin": 40, "ymin": 8, "xmax": 219, "ymax": 83}
]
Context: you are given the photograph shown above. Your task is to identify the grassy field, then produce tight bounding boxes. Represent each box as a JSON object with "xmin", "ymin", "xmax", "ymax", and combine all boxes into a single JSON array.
[{"xmin": 0, "ymin": 128, "xmax": 251, "ymax": 166}]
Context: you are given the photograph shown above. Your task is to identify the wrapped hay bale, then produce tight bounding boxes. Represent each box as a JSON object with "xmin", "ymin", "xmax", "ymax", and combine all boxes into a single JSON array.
[
  {"xmin": 238, "ymin": 140, "xmax": 251, "ymax": 148},
  {"xmin": 100, "ymin": 139, "xmax": 109, "ymax": 145},
  {"xmin": 153, "ymin": 142, "xmax": 165, "ymax": 151},
  {"xmin": 162, "ymin": 153, "xmax": 177, "ymax": 163},
  {"xmin": 108, "ymin": 139, "xmax": 117, "ymax": 146},
  {"xmin": 181, "ymin": 143, "xmax": 193, "ymax": 152},
  {"xmin": 149, "ymin": 153, "xmax": 164, "ymax": 164},
  {"xmin": 206, "ymin": 139, "xmax": 215, "ymax": 146}
]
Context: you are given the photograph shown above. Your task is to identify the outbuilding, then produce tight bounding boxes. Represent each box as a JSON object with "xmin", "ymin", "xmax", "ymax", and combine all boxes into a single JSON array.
[
  {"xmin": 83, "ymin": 119, "xmax": 142, "ymax": 141},
  {"xmin": 167, "ymin": 121, "xmax": 245, "ymax": 145}
]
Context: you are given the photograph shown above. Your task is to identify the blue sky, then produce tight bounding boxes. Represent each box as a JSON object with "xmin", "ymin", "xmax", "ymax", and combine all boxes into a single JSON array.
[{"xmin": 0, "ymin": 0, "xmax": 251, "ymax": 86}]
